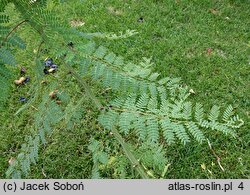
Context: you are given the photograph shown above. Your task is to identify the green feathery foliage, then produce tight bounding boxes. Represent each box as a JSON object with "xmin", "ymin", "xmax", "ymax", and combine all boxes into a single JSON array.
[
  {"xmin": 0, "ymin": 1, "xmax": 26, "ymax": 108},
  {"xmin": 0, "ymin": 0, "xmax": 245, "ymax": 179},
  {"xmin": 88, "ymin": 138, "xmax": 109, "ymax": 179},
  {"xmin": 0, "ymin": 48, "xmax": 16, "ymax": 65},
  {"xmin": 74, "ymin": 42, "xmax": 182, "ymax": 98},
  {"xmin": 136, "ymin": 142, "xmax": 168, "ymax": 178},
  {"xmin": 0, "ymin": 63, "xmax": 13, "ymax": 108},
  {"xmin": 98, "ymin": 93, "xmax": 244, "ymax": 145},
  {"xmin": 6, "ymin": 94, "xmax": 64, "ymax": 178},
  {"xmin": 0, "ymin": 0, "xmax": 11, "ymax": 12}
]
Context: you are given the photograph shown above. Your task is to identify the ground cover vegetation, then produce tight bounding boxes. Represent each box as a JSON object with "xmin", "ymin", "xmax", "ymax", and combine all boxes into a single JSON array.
[{"xmin": 0, "ymin": 0, "xmax": 249, "ymax": 179}]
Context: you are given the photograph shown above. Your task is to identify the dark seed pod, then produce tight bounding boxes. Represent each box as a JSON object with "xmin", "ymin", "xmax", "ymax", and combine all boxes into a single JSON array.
[
  {"xmin": 20, "ymin": 67, "xmax": 26, "ymax": 75},
  {"xmin": 44, "ymin": 69, "xmax": 49, "ymax": 74},
  {"xmin": 24, "ymin": 76, "xmax": 30, "ymax": 83},
  {"xmin": 138, "ymin": 17, "xmax": 144, "ymax": 23},
  {"xmin": 50, "ymin": 64, "xmax": 58, "ymax": 69},
  {"xmin": 44, "ymin": 61, "xmax": 52, "ymax": 67},
  {"xmin": 19, "ymin": 97, "xmax": 27, "ymax": 102},
  {"xmin": 68, "ymin": 41, "xmax": 74, "ymax": 48},
  {"xmin": 44, "ymin": 58, "xmax": 53, "ymax": 67}
]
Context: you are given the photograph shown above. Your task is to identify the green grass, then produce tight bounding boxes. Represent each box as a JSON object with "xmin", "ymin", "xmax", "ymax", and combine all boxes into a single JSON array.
[{"xmin": 0, "ymin": 0, "xmax": 249, "ymax": 178}]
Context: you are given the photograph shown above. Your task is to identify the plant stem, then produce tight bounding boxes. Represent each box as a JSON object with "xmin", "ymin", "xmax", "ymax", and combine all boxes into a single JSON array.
[
  {"xmin": 66, "ymin": 64, "xmax": 102, "ymax": 109},
  {"xmin": 65, "ymin": 63, "xmax": 149, "ymax": 179},
  {"xmin": 111, "ymin": 128, "xmax": 149, "ymax": 178},
  {"xmin": 10, "ymin": 1, "xmax": 148, "ymax": 178},
  {"xmin": 0, "ymin": 20, "xmax": 27, "ymax": 48}
]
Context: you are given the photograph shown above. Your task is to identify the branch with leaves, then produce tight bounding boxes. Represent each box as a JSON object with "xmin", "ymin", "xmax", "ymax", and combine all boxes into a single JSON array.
[{"xmin": 0, "ymin": 0, "xmax": 244, "ymax": 179}]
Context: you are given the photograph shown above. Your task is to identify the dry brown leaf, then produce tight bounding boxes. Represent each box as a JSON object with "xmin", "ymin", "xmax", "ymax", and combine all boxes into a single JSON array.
[
  {"xmin": 207, "ymin": 48, "xmax": 213, "ymax": 55},
  {"xmin": 209, "ymin": 8, "xmax": 220, "ymax": 15},
  {"xmin": 49, "ymin": 90, "xmax": 58, "ymax": 99}
]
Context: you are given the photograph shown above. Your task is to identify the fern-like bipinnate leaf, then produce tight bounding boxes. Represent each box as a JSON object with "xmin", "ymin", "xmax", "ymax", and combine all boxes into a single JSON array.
[
  {"xmin": 223, "ymin": 105, "xmax": 234, "ymax": 121},
  {"xmin": 0, "ymin": 64, "xmax": 13, "ymax": 108},
  {"xmin": 0, "ymin": 48, "xmax": 16, "ymax": 65},
  {"xmin": 0, "ymin": 14, "xmax": 9, "ymax": 23},
  {"xmin": 208, "ymin": 105, "xmax": 220, "ymax": 122},
  {"xmin": 6, "ymin": 95, "xmax": 65, "ymax": 178},
  {"xmin": 2, "ymin": 0, "xmax": 245, "ymax": 179},
  {"xmin": 69, "ymin": 41, "xmax": 183, "ymax": 99},
  {"xmin": 88, "ymin": 139, "xmax": 109, "ymax": 179},
  {"xmin": 195, "ymin": 102, "xmax": 204, "ymax": 122},
  {"xmin": 98, "ymin": 93, "xmax": 243, "ymax": 145}
]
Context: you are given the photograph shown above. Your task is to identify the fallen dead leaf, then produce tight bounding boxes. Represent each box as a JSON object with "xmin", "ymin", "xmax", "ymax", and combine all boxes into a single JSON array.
[
  {"xmin": 107, "ymin": 6, "xmax": 123, "ymax": 16},
  {"xmin": 201, "ymin": 163, "xmax": 206, "ymax": 170},
  {"xmin": 8, "ymin": 157, "xmax": 16, "ymax": 165},
  {"xmin": 70, "ymin": 19, "xmax": 85, "ymax": 27},
  {"xmin": 49, "ymin": 90, "xmax": 58, "ymax": 99},
  {"xmin": 209, "ymin": 8, "xmax": 220, "ymax": 15},
  {"xmin": 189, "ymin": 88, "xmax": 195, "ymax": 94},
  {"xmin": 207, "ymin": 48, "xmax": 213, "ymax": 55}
]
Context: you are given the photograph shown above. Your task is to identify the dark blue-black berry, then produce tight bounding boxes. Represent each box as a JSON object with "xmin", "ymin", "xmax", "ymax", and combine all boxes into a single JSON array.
[
  {"xmin": 44, "ymin": 69, "xmax": 49, "ymax": 74},
  {"xmin": 19, "ymin": 97, "xmax": 27, "ymax": 102},
  {"xmin": 47, "ymin": 58, "xmax": 53, "ymax": 63},
  {"xmin": 44, "ymin": 58, "xmax": 53, "ymax": 67},
  {"xmin": 138, "ymin": 17, "xmax": 144, "ymax": 23},
  {"xmin": 50, "ymin": 64, "xmax": 58, "ymax": 69},
  {"xmin": 24, "ymin": 76, "xmax": 30, "ymax": 83}
]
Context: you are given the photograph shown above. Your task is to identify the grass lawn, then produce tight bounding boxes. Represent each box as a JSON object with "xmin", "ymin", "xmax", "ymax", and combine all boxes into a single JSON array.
[{"xmin": 0, "ymin": 0, "xmax": 249, "ymax": 178}]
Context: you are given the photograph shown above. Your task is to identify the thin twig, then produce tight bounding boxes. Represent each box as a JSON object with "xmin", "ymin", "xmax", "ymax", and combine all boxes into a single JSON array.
[
  {"xmin": 7, "ymin": 10, "xmax": 149, "ymax": 178},
  {"xmin": 0, "ymin": 20, "xmax": 27, "ymax": 48},
  {"xmin": 31, "ymin": 105, "xmax": 38, "ymax": 111},
  {"xmin": 207, "ymin": 139, "xmax": 225, "ymax": 172},
  {"xmin": 36, "ymin": 41, "xmax": 44, "ymax": 58},
  {"xmin": 42, "ymin": 168, "xmax": 47, "ymax": 177}
]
